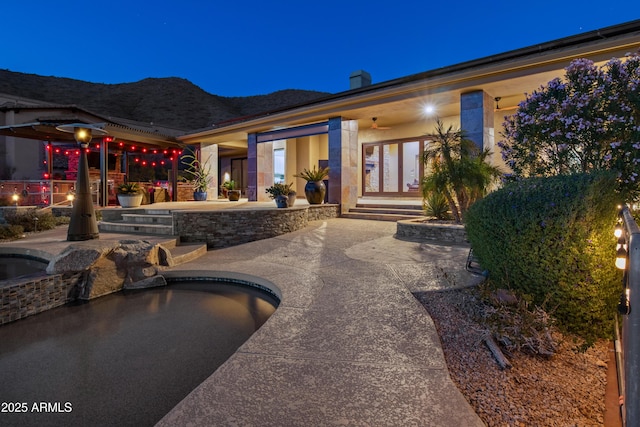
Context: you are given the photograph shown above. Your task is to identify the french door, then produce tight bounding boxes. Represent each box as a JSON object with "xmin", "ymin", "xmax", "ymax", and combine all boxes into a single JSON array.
[{"xmin": 363, "ymin": 139, "xmax": 425, "ymax": 196}]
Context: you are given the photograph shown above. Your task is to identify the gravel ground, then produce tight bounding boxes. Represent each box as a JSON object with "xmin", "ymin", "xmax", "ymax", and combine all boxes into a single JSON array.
[{"xmin": 415, "ymin": 286, "xmax": 611, "ymax": 427}]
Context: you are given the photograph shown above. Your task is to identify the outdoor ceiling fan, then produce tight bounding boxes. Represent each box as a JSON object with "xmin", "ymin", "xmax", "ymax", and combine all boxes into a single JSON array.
[{"xmin": 371, "ymin": 117, "xmax": 391, "ymax": 130}]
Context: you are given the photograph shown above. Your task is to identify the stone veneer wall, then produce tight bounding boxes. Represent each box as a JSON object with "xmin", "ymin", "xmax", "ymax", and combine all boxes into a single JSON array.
[
  {"xmin": 396, "ymin": 219, "xmax": 468, "ymax": 244},
  {"xmin": 176, "ymin": 204, "xmax": 340, "ymax": 249},
  {"xmin": 0, "ymin": 272, "xmax": 82, "ymax": 325}
]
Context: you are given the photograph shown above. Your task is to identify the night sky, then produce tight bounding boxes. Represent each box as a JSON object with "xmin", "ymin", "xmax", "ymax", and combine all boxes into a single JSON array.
[{"xmin": 2, "ymin": 0, "xmax": 638, "ymax": 97}]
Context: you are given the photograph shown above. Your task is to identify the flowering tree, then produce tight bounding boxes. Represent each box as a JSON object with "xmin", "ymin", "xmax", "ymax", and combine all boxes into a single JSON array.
[{"xmin": 498, "ymin": 52, "xmax": 640, "ymax": 201}]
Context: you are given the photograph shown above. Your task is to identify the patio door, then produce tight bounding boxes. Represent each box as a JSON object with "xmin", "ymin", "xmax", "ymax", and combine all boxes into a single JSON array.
[{"xmin": 363, "ymin": 140, "xmax": 423, "ymax": 196}]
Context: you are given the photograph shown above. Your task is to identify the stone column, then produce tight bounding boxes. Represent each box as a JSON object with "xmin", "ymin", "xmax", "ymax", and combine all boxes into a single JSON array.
[
  {"xmin": 257, "ymin": 141, "xmax": 274, "ymax": 202},
  {"xmin": 460, "ymin": 90, "xmax": 495, "ymax": 153},
  {"xmin": 201, "ymin": 144, "xmax": 218, "ymax": 200},
  {"xmin": 328, "ymin": 117, "xmax": 358, "ymax": 213},
  {"xmin": 247, "ymin": 133, "xmax": 257, "ymax": 201}
]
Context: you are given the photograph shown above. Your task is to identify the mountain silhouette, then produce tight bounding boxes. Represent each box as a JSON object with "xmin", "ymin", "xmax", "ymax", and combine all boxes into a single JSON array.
[{"xmin": 0, "ymin": 69, "xmax": 330, "ymax": 131}]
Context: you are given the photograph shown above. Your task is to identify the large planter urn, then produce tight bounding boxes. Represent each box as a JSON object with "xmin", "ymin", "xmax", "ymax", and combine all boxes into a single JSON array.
[
  {"xmin": 193, "ymin": 191, "xmax": 207, "ymax": 201},
  {"xmin": 304, "ymin": 181, "xmax": 326, "ymax": 204},
  {"xmin": 117, "ymin": 193, "xmax": 143, "ymax": 208}
]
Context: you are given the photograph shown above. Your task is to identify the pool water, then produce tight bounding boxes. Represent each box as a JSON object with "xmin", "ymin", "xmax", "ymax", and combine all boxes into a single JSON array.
[
  {"xmin": 0, "ymin": 255, "xmax": 48, "ymax": 281},
  {"xmin": 0, "ymin": 280, "xmax": 278, "ymax": 427}
]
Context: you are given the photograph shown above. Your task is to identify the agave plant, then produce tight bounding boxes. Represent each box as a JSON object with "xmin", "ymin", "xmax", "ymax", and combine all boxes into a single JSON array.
[{"xmin": 294, "ymin": 165, "xmax": 329, "ymax": 182}]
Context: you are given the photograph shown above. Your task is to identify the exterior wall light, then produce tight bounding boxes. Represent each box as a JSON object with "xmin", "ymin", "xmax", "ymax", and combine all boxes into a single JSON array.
[
  {"xmin": 12, "ymin": 192, "xmax": 19, "ymax": 206},
  {"xmin": 616, "ymin": 246, "xmax": 628, "ymax": 270}
]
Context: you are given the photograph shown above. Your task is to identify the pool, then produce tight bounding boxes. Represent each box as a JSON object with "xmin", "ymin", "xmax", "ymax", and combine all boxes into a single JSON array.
[
  {"xmin": 0, "ymin": 279, "xmax": 279, "ymax": 427},
  {"xmin": 0, "ymin": 254, "xmax": 48, "ymax": 281}
]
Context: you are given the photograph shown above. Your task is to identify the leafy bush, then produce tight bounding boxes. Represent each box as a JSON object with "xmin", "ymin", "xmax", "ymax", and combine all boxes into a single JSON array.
[
  {"xmin": 0, "ymin": 224, "xmax": 24, "ymax": 240},
  {"xmin": 4, "ymin": 209, "xmax": 58, "ymax": 232},
  {"xmin": 465, "ymin": 172, "xmax": 621, "ymax": 343}
]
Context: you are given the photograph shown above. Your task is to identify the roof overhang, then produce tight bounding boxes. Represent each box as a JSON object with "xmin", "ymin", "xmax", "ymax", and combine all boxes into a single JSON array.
[
  {"xmin": 0, "ymin": 121, "xmax": 185, "ymax": 150},
  {"xmin": 180, "ymin": 20, "xmax": 640, "ymax": 146}
]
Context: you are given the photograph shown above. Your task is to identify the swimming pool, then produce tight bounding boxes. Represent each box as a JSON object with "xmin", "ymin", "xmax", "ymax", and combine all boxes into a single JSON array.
[
  {"xmin": 0, "ymin": 254, "xmax": 48, "ymax": 281},
  {"xmin": 0, "ymin": 279, "xmax": 279, "ymax": 427}
]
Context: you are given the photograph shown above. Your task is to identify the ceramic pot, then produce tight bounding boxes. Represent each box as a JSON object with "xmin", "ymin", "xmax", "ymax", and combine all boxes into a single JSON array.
[
  {"xmin": 228, "ymin": 190, "xmax": 241, "ymax": 201},
  {"xmin": 117, "ymin": 193, "xmax": 143, "ymax": 208},
  {"xmin": 274, "ymin": 195, "xmax": 288, "ymax": 208},
  {"xmin": 304, "ymin": 181, "xmax": 325, "ymax": 204},
  {"xmin": 193, "ymin": 191, "xmax": 207, "ymax": 201}
]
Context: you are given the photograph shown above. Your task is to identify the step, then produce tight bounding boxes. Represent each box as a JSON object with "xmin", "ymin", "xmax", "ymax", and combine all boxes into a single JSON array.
[
  {"xmin": 98, "ymin": 221, "xmax": 174, "ymax": 235},
  {"xmin": 349, "ymin": 207, "xmax": 424, "ymax": 216},
  {"xmin": 341, "ymin": 212, "xmax": 422, "ymax": 222},
  {"xmin": 166, "ymin": 242, "xmax": 207, "ymax": 265},
  {"xmin": 355, "ymin": 203, "xmax": 423, "ymax": 210},
  {"xmin": 121, "ymin": 213, "xmax": 173, "ymax": 225}
]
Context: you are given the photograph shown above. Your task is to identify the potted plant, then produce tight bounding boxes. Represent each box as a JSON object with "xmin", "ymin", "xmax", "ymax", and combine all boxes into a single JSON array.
[
  {"xmin": 182, "ymin": 147, "xmax": 213, "ymax": 201},
  {"xmin": 294, "ymin": 165, "xmax": 329, "ymax": 204},
  {"xmin": 223, "ymin": 180, "xmax": 241, "ymax": 201},
  {"xmin": 265, "ymin": 182, "xmax": 294, "ymax": 208},
  {"xmin": 117, "ymin": 182, "xmax": 144, "ymax": 208}
]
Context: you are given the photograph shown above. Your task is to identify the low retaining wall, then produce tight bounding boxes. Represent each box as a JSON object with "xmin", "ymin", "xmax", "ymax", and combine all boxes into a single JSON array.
[
  {"xmin": 176, "ymin": 204, "xmax": 340, "ymax": 249},
  {"xmin": 1, "ymin": 272, "xmax": 82, "ymax": 325},
  {"xmin": 396, "ymin": 218, "xmax": 468, "ymax": 244}
]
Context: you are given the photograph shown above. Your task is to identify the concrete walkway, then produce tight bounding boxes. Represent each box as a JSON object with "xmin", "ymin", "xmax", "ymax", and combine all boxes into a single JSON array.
[
  {"xmin": 158, "ymin": 218, "xmax": 484, "ymax": 426},
  {"xmin": 0, "ymin": 217, "xmax": 484, "ymax": 426}
]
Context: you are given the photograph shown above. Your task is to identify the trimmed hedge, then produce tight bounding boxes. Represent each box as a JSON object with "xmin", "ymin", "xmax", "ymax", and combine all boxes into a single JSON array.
[{"xmin": 465, "ymin": 173, "xmax": 622, "ymax": 343}]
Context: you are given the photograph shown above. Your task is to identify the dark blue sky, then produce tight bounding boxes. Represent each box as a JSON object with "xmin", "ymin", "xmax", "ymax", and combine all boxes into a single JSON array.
[{"xmin": 2, "ymin": 1, "xmax": 638, "ymax": 97}]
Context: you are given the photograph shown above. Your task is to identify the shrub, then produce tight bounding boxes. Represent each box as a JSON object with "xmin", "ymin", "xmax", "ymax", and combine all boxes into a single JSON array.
[
  {"xmin": 423, "ymin": 192, "xmax": 451, "ymax": 219},
  {"xmin": 464, "ymin": 172, "xmax": 622, "ymax": 343},
  {"xmin": 0, "ymin": 224, "xmax": 24, "ymax": 240},
  {"xmin": 4, "ymin": 209, "xmax": 58, "ymax": 232}
]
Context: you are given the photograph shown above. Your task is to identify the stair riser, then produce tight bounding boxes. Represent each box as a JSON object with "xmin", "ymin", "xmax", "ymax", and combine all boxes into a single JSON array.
[
  {"xmin": 99, "ymin": 223, "xmax": 174, "ymax": 235},
  {"xmin": 121, "ymin": 215, "xmax": 173, "ymax": 225}
]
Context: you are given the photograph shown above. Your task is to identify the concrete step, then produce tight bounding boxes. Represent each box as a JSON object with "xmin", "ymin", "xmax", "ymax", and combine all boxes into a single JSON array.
[
  {"xmin": 143, "ymin": 209, "xmax": 173, "ymax": 215},
  {"xmin": 355, "ymin": 203, "xmax": 423, "ymax": 210},
  {"xmin": 166, "ymin": 242, "xmax": 207, "ymax": 265},
  {"xmin": 98, "ymin": 221, "xmax": 174, "ymax": 235},
  {"xmin": 341, "ymin": 212, "xmax": 422, "ymax": 222},
  {"xmin": 349, "ymin": 207, "xmax": 424, "ymax": 216},
  {"xmin": 121, "ymin": 213, "xmax": 173, "ymax": 225}
]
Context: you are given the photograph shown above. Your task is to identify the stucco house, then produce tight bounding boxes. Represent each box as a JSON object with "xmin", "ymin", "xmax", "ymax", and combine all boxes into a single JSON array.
[
  {"xmin": 178, "ymin": 19, "xmax": 640, "ymax": 213},
  {"xmin": 1, "ymin": 19, "xmax": 639, "ymax": 210}
]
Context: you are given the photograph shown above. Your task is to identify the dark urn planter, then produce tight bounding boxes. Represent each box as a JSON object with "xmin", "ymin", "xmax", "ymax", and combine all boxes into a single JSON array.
[
  {"xmin": 227, "ymin": 190, "xmax": 241, "ymax": 201},
  {"xmin": 193, "ymin": 191, "xmax": 207, "ymax": 201},
  {"xmin": 274, "ymin": 195, "xmax": 288, "ymax": 208},
  {"xmin": 304, "ymin": 181, "xmax": 326, "ymax": 204}
]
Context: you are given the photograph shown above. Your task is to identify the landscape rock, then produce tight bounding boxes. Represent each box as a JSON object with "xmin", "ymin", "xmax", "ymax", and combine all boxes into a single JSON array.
[{"xmin": 46, "ymin": 240, "xmax": 172, "ymax": 299}]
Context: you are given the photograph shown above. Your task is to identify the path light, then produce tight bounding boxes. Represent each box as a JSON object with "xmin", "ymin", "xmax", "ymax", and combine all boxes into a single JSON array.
[
  {"xmin": 12, "ymin": 192, "xmax": 18, "ymax": 206},
  {"xmin": 56, "ymin": 123, "xmax": 107, "ymax": 241}
]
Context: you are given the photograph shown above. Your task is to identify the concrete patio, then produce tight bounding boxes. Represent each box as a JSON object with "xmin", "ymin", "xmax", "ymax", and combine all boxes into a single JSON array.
[{"xmin": 0, "ymin": 216, "xmax": 484, "ymax": 426}]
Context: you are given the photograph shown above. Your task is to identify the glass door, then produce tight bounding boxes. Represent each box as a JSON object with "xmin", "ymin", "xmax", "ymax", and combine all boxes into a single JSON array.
[{"xmin": 363, "ymin": 140, "xmax": 424, "ymax": 196}]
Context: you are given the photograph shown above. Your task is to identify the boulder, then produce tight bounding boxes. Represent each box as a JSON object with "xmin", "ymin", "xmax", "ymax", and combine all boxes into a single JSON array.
[{"xmin": 47, "ymin": 240, "xmax": 172, "ymax": 299}]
